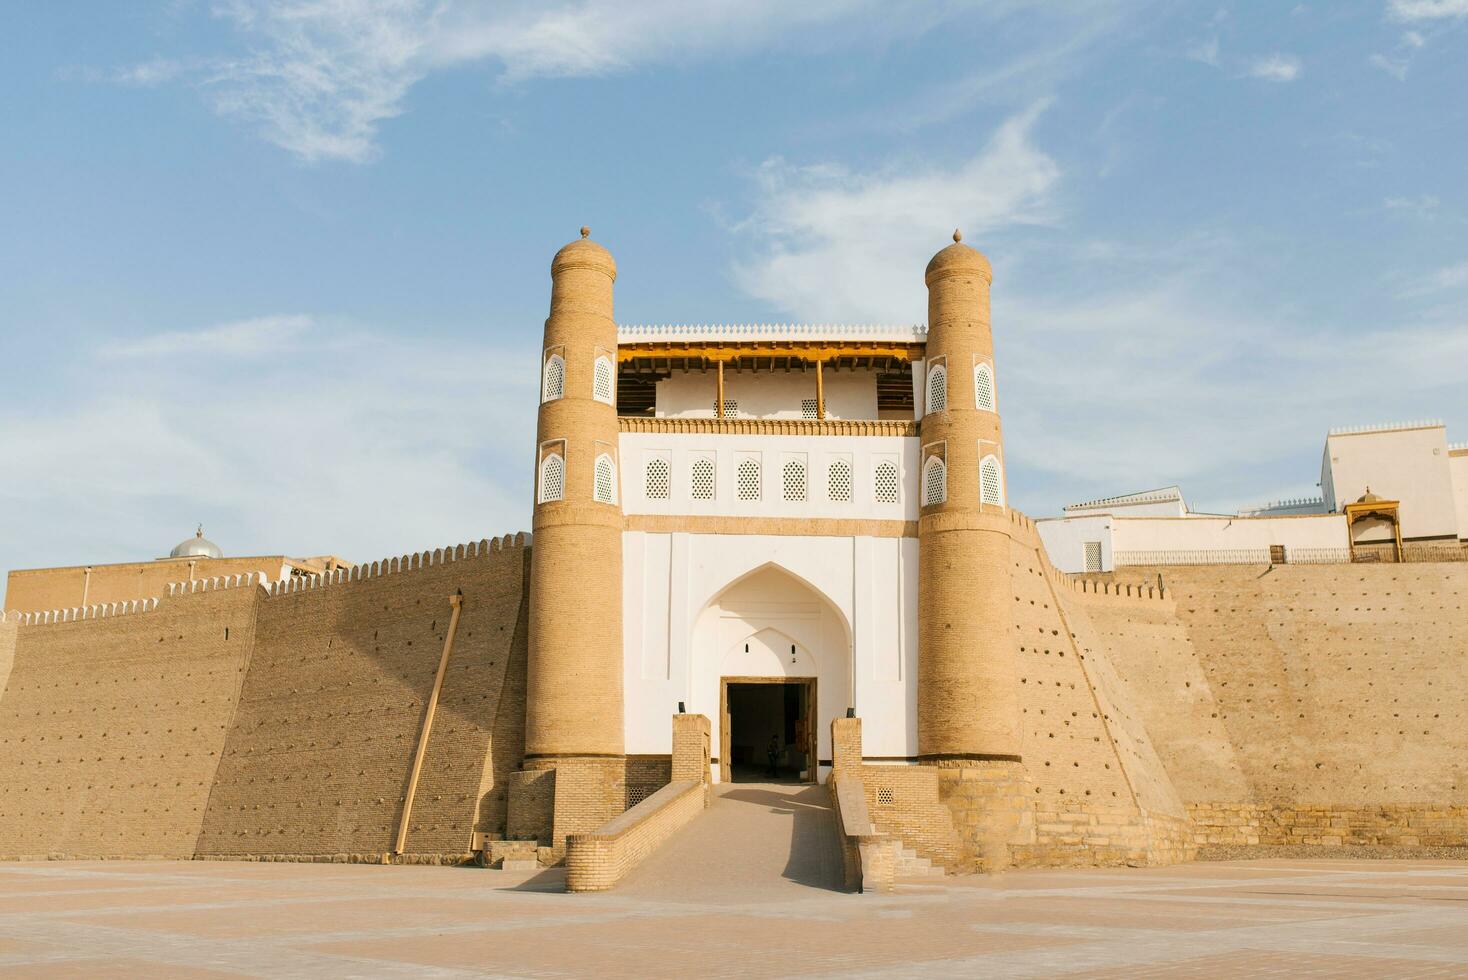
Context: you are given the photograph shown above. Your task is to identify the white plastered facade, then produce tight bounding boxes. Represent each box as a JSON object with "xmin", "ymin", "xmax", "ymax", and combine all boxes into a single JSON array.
[{"xmin": 622, "ymin": 530, "xmax": 918, "ymax": 782}]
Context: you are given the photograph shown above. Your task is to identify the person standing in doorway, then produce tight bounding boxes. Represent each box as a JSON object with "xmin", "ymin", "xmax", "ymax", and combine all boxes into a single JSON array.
[{"xmin": 766, "ymin": 734, "xmax": 780, "ymax": 778}]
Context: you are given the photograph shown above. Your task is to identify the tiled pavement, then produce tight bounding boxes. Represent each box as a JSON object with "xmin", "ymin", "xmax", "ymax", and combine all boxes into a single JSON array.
[{"xmin": 0, "ymin": 787, "xmax": 1464, "ymax": 977}]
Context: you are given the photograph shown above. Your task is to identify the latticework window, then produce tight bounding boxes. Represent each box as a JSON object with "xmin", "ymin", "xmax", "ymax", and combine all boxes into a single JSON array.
[
  {"xmin": 691, "ymin": 457, "xmax": 716, "ymax": 500},
  {"xmin": 980, "ymin": 454, "xmax": 1003, "ymax": 506},
  {"xmin": 782, "ymin": 459, "xmax": 807, "ymax": 501},
  {"xmin": 737, "ymin": 458, "xmax": 761, "ymax": 501},
  {"xmin": 592, "ymin": 356, "xmax": 614, "ymax": 405},
  {"xmin": 713, "ymin": 399, "xmax": 738, "ymax": 418},
  {"xmin": 874, "ymin": 461, "xmax": 899, "ymax": 504},
  {"xmin": 1084, "ymin": 541, "xmax": 1103, "ymax": 573},
  {"xmin": 594, "ymin": 453, "xmax": 617, "ymax": 504},
  {"xmin": 645, "ymin": 457, "xmax": 670, "ymax": 499},
  {"xmin": 542, "ymin": 354, "xmax": 565, "ymax": 403},
  {"xmin": 922, "ymin": 456, "xmax": 946, "ymax": 507},
  {"xmin": 925, "ymin": 363, "xmax": 947, "ymax": 415},
  {"xmin": 801, "ymin": 398, "xmax": 819, "ymax": 419},
  {"xmin": 828, "ymin": 459, "xmax": 852, "ymax": 502},
  {"xmin": 538, "ymin": 453, "xmax": 564, "ymax": 503},
  {"xmin": 974, "ymin": 362, "xmax": 995, "ymax": 412}
]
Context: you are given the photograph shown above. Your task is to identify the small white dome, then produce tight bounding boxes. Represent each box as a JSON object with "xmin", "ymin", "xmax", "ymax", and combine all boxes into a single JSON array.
[{"xmin": 170, "ymin": 525, "xmax": 222, "ymax": 560}]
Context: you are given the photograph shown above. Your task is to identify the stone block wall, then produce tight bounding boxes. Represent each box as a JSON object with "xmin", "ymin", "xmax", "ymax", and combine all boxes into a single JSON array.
[{"xmin": 1187, "ymin": 803, "xmax": 1468, "ymax": 848}]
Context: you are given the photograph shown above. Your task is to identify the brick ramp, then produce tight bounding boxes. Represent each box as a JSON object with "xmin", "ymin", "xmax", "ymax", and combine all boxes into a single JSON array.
[{"xmin": 617, "ymin": 782, "xmax": 843, "ymax": 900}]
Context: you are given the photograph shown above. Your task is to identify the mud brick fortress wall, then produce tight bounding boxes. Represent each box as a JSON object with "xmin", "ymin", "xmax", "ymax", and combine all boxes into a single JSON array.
[
  {"xmin": 1004, "ymin": 512, "xmax": 1193, "ymax": 867},
  {"xmin": 196, "ymin": 537, "xmax": 530, "ymax": 861},
  {"xmin": 0, "ymin": 584, "xmax": 259, "ymax": 859},
  {"xmin": 1080, "ymin": 562, "xmax": 1468, "ymax": 849},
  {"xmin": 0, "ymin": 537, "xmax": 531, "ymax": 862}
]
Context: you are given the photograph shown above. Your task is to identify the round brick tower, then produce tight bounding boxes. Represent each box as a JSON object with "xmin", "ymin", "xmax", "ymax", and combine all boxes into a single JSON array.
[
  {"xmin": 916, "ymin": 231, "xmax": 1020, "ymax": 763},
  {"xmin": 524, "ymin": 228, "xmax": 625, "ymax": 769}
]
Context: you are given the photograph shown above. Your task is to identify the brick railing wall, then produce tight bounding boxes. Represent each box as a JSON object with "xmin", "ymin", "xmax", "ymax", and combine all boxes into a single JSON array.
[
  {"xmin": 564, "ymin": 779, "xmax": 707, "ymax": 891},
  {"xmin": 830, "ymin": 717, "xmax": 899, "ymax": 892},
  {"xmin": 563, "ymin": 714, "xmax": 711, "ymax": 892}
]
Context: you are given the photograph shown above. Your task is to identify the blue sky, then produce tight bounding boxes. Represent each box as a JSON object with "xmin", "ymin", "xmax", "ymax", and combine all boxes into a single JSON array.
[{"xmin": 1, "ymin": 0, "xmax": 1465, "ymax": 580}]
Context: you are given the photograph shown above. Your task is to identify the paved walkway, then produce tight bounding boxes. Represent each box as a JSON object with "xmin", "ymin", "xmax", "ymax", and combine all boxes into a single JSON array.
[
  {"xmin": 0, "ymin": 856, "xmax": 1465, "ymax": 976},
  {"xmin": 618, "ymin": 780, "xmax": 844, "ymax": 901}
]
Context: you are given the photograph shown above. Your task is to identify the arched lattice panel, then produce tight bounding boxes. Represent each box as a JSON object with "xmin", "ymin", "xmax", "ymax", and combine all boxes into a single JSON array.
[
  {"xmin": 874, "ymin": 461, "xmax": 899, "ymax": 504},
  {"xmin": 736, "ymin": 458, "xmax": 761, "ymax": 501},
  {"xmin": 974, "ymin": 361, "xmax": 996, "ymax": 411},
  {"xmin": 645, "ymin": 457, "xmax": 670, "ymax": 500},
  {"xmin": 542, "ymin": 354, "xmax": 565, "ymax": 403},
  {"xmin": 922, "ymin": 457, "xmax": 946, "ymax": 507},
  {"xmin": 980, "ymin": 454, "xmax": 1004, "ymax": 506},
  {"xmin": 538, "ymin": 453, "xmax": 564, "ymax": 503},
  {"xmin": 592, "ymin": 356, "xmax": 614, "ymax": 405},
  {"xmin": 925, "ymin": 363, "xmax": 947, "ymax": 415},
  {"xmin": 690, "ymin": 457, "xmax": 716, "ymax": 500},
  {"xmin": 593, "ymin": 453, "xmax": 617, "ymax": 504}
]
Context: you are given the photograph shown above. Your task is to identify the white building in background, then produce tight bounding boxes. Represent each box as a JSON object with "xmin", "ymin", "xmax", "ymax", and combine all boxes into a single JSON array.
[{"xmin": 1039, "ymin": 420, "xmax": 1468, "ymax": 573}]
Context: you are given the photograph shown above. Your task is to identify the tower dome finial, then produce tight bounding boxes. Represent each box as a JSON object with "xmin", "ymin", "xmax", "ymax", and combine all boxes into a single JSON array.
[
  {"xmin": 953, "ymin": 228, "xmax": 962, "ymax": 243},
  {"xmin": 580, "ymin": 225, "xmax": 590, "ymax": 239}
]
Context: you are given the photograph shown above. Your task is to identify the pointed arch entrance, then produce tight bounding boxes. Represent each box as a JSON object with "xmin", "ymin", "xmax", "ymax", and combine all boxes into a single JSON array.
[{"xmin": 689, "ymin": 563, "xmax": 852, "ymax": 784}]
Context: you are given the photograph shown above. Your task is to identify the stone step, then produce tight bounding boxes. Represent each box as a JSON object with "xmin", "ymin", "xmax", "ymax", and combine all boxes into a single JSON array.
[{"xmin": 896, "ymin": 844, "xmax": 944, "ymax": 878}]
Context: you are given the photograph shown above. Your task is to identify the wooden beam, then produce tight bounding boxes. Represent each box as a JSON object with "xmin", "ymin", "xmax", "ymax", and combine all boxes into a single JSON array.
[
  {"xmin": 816, "ymin": 359, "xmax": 825, "ymax": 420},
  {"xmin": 394, "ymin": 593, "xmax": 463, "ymax": 856},
  {"xmin": 618, "ymin": 341, "xmax": 922, "ymax": 363}
]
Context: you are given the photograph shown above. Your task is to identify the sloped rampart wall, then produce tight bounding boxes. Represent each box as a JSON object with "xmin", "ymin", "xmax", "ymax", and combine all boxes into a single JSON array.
[
  {"xmin": 195, "ymin": 537, "xmax": 530, "ymax": 861},
  {"xmin": 1089, "ymin": 562, "xmax": 1468, "ymax": 847},
  {"xmin": 0, "ymin": 581, "xmax": 261, "ymax": 859}
]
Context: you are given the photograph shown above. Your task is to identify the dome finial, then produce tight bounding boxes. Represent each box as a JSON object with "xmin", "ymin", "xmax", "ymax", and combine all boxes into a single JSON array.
[
  {"xmin": 953, "ymin": 228, "xmax": 962, "ymax": 243},
  {"xmin": 196, "ymin": 523, "xmax": 204, "ymax": 538},
  {"xmin": 580, "ymin": 225, "xmax": 590, "ymax": 239}
]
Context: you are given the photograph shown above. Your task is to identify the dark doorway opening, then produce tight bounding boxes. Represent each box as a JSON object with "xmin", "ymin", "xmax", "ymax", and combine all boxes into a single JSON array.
[{"xmin": 722, "ymin": 678, "xmax": 814, "ymax": 783}]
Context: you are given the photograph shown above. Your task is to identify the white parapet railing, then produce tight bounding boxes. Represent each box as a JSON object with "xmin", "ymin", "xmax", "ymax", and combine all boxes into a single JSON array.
[{"xmin": 1115, "ymin": 545, "xmax": 1466, "ymax": 567}]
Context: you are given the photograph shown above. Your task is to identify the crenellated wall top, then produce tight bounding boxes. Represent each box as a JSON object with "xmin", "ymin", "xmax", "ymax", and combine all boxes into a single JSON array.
[
  {"xmin": 617, "ymin": 323, "xmax": 927, "ymax": 344},
  {"xmin": 264, "ymin": 532, "xmax": 529, "ymax": 598}
]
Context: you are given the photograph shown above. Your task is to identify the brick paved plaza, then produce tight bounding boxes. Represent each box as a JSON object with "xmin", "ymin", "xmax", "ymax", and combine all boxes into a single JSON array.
[{"xmin": 0, "ymin": 853, "xmax": 1464, "ymax": 977}]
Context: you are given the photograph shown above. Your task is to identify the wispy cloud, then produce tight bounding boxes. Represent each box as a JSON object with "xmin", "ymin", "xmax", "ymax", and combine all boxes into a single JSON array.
[
  {"xmin": 1370, "ymin": 27, "xmax": 1429, "ymax": 78},
  {"xmin": 1401, "ymin": 260, "xmax": 1468, "ymax": 295},
  {"xmin": 116, "ymin": 0, "xmax": 985, "ymax": 163},
  {"xmin": 1187, "ymin": 36, "xmax": 1221, "ymax": 66},
  {"xmin": 1387, "ymin": 0, "xmax": 1468, "ymax": 21},
  {"xmin": 1383, "ymin": 194, "xmax": 1441, "ymax": 218},
  {"xmin": 731, "ymin": 102, "xmax": 1060, "ymax": 322},
  {"xmin": 1246, "ymin": 53, "xmax": 1302, "ymax": 81},
  {"xmin": 0, "ymin": 315, "xmax": 535, "ymax": 573},
  {"xmin": 724, "ymin": 107, "xmax": 1466, "ymax": 512},
  {"xmin": 100, "ymin": 314, "xmax": 315, "ymax": 358}
]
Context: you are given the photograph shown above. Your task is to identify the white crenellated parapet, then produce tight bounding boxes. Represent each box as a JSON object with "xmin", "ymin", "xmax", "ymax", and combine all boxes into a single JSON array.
[
  {"xmin": 264, "ymin": 532, "xmax": 530, "ymax": 597},
  {"xmin": 166, "ymin": 571, "xmax": 265, "ymax": 598},
  {"xmin": 1328, "ymin": 419, "xmax": 1444, "ymax": 437},
  {"xmin": 616, "ymin": 323, "xmax": 928, "ymax": 344},
  {"xmin": 19, "ymin": 596, "xmax": 160, "ymax": 627},
  {"xmin": 1237, "ymin": 495, "xmax": 1327, "ymax": 516}
]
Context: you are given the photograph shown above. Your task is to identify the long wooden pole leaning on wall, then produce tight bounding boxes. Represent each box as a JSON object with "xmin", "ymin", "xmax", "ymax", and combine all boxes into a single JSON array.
[{"xmin": 394, "ymin": 592, "xmax": 464, "ymax": 856}]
